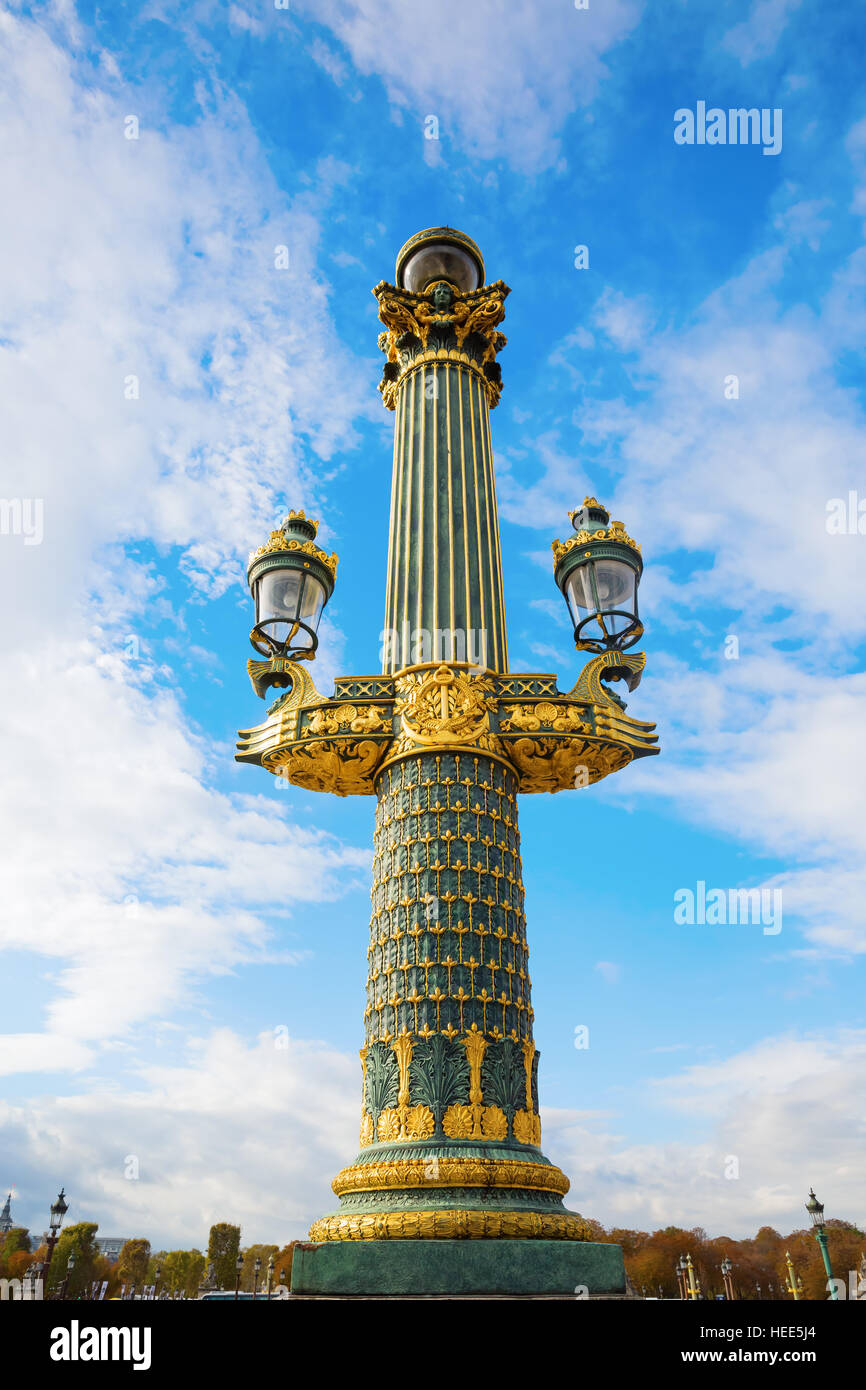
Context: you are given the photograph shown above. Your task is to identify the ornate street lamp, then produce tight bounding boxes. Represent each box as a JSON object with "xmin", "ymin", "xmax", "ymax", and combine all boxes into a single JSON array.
[
  {"xmin": 234, "ymin": 1252, "xmax": 243, "ymax": 1301},
  {"xmin": 553, "ymin": 498, "xmax": 643, "ymax": 654},
  {"xmin": 676, "ymin": 1254, "xmax": 688, "ymax": 1299},
  {"xmin": 806, "ymin": 1187, "xmax": 839, "ymax": 1299},
  {"xmin": 43, "ymin": 1187, "xmax": 68, "ymax": 1286},
  {"xmin": 235, "ymin": 225, "xmax": 660, "ymax": 1297},
  {"xmin": 784, "ymin": 1251, "xmax": 802, "ymax": 1300},
  {"xmin": 252, "ymin": 1254, "xmax": 262, "ymax": 1300},
  {"xmin": 721, "ymin": 1256, "xmax": 734, "ymax": 1300},
  {"xmin": 246, "ymin": 510, "xmax": 337, "ymax": 665}
]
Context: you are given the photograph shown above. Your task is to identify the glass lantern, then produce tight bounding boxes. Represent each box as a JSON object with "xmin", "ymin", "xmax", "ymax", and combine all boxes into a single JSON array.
[
  {"xmin": 396, "ymin": 226, "xmax": 484, "ymax": 294},
  {"xmin": 247, "ymin": 511, "xmax": 337, "ymax": 660},
  {"xmin": 805, "ymin": 1188, "xmax": 825, "ymax": 1230},
  {"xmin": 553, "ymin": 498, "xmax": 644, "ymax": 653}
]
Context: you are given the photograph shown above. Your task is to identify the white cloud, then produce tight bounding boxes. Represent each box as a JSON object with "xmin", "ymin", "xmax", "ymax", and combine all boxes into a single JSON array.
[
  {"xmin": 0, "ymin": 13, "xmax": 372, "ymax": 1071},
  {"xmin": 291, "ymin": 0, "xmax": 641, "ymax": 170},
  {"xmin": 545, "ymin": 1029, "xmax": 866, "ymax": 1235},
  {"xmin": 0, "ymin": 1030, "xmax": 359, "ymax": 1247},
  {"xmin": 721, "ymin": 0, "xmax": 803, "ymax": 67},
  {"xmin": 5, "ymin": 1026, "xmax": 861, "ymax": 1246}
]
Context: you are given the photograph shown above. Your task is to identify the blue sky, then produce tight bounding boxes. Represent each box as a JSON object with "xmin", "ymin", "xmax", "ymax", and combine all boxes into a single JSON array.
[{"xmin": 1, "ymin": 0, "xmax": 864, "ymax": 1249}]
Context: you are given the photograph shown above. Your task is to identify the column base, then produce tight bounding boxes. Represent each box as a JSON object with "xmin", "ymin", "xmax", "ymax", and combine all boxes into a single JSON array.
[{"xmin": 290, "ymin": 1238, "xmax": 626, "ymax": 1297}]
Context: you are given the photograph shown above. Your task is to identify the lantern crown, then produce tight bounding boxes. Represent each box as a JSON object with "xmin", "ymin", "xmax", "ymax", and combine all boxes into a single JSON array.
[
  {"xmin": 247, "ymin": 511, "xmax": 337, "ymax": 584},
  {"xmin": 553, "ymin": 498, "xmax": 642, "ymax": 568}
]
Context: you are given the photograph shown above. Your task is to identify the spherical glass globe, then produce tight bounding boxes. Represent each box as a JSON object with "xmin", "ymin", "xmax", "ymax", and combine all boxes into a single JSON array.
[{"xmin": 401, "ymin": 243, "xmax": 480, "ymax": 293}]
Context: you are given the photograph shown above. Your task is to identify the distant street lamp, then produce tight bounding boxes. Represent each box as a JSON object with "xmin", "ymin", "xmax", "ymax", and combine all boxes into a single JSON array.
[
  {"xmin": 234, "ymin": 1253, "xmax": 244, "ymax": 1300},
  {"xmin": 806, "ymin": 1188, "xmax": 839, "ymax": 1300},
  {"xmin": 43, "ymin": 1188, "xmax": 68, "ymax": 1286},
  {"xmin": 755, "ymin": 1282, "xmax": 762, "ymax": 1300},
  {"xmin": 60, "ymin": 1251, "xmax": 76, "ymax": 1301},
  {"xmin": 266, "ymin": 1255, "xmax": 274, "ymax": 1301},
  {"xmin": 676, "ymin": 1255, "xmax": 688, "ymax": 1300},
  {"xmin": 721, "ymin": 1257, "xmax": 734, "ymax": 1300},
  {"xmin": 153, "ymin": 1264, "xmax": 161, "ymax": 1300},
  {"xmin": 784, "ymin": 1251, "xmax": 802, "ymax": 1300},
  {"xmin": 253, "ymin": 1255, "xmax": 262, "ymax": 1300}
]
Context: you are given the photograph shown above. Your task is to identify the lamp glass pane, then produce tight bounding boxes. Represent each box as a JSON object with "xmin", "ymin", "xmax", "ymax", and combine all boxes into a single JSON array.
[
  {"xmin": 592, "ymin": 559, "xmax": 636, "ymax": 611},
  {"xmin": 565, "ymin": 564, "xmax": 595, "ymax": 617},
  {"xmin": 299, "ymin": 573, "xmax": 325, "ymax": 628},
  {"xmin": 256, "ymin": 569, "xmax": 302, "ymax": 645},
  {"xmin": 402, "ymin": 244, "xmax": 479, "ymax": 293}
]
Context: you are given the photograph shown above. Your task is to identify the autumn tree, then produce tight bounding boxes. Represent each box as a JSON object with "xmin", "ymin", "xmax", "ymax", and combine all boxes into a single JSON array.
[
  {"xmin": 207, "ymin": 1223, "xmax": 241, "ymax": 1292},
  {"xmin": 272, "ymin": 1242, "xmax": 298, "ymax": 1292},
  {"xmin": 0, "ymin": 1228, "xmax": 31, "ymax": 1277},
  {"xmin": 115, "ymin": 1238, "xmax": 151, "ymax": 1292},
  {"xmin": 49, "ymin": 1223, "xmax": 100, "ymax": 1298}
]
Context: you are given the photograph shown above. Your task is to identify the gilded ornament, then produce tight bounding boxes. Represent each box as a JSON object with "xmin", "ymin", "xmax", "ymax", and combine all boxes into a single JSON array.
[
  {"xmin": 400, "ymin": 665, "xmax": 493, "ymax": 747},
  {"xmin": 267, "ymin": 738, "xmax": 385, "ymax": 796},
  {"xmin": 248, "ymin": 530, "xmax": 339, "ymax": 578},
  {"xmin": 331, "ymin": 1156, "xmax": 570, "ymax": 1197},
  {"xmin": 308, "ymin": 1209, "xmax": 591, "ymax": 1243}
]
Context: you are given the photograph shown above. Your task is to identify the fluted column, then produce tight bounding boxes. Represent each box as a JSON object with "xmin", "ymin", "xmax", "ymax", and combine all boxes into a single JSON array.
[{"xmin": 375, "ymin": 270, "xmax": 511, "ymax": 675}]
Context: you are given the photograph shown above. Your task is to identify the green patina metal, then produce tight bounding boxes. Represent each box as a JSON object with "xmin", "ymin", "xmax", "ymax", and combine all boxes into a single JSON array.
[{"xmin": 291, "ymin": 1238, "xmax": 626, "ymax": 1298}]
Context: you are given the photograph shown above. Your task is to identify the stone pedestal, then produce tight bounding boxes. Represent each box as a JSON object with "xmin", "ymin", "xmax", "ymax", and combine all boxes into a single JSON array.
[{"xmin": 291, "ymin": 1238, "xmax": 626, "ymax": 1298}]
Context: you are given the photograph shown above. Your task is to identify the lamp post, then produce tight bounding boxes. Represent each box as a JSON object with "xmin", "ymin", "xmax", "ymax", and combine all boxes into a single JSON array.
[
  {"xmin": 784, "ymin": 1251, "xmax": 802, "ymax": 1300},
  {"xmin": 266, "ymin": 1254, "xmax": 274, "ymax": 1301},
  {"xmin": 234, "ymin": 1253, "xmax": 243, "ymax": 1301},
  {"xmin": 806, "ymin": 1187, "xmax": 839, "ymax": 1299},
  {"xmin": 60, "ymin": 1250, "xmax": 76, "ymax": 1301},
  {"xmin": 252, "ymin": 1255, "xmax": 262, "ymax": 1300},
  {"xmin": 153, "ymin": 1264, "xmax": 161, "ymax": 1301},
  {"xmin": 235, "ymin": 225, "xmax": 659, "ymax": 1297},
  {"xmin": 721, "ymin": 1256, "xmax": 734, "ymax": 1300},
  {"xmin": 42, "ymin": 1187, "xmax": 68, "ymax": 1287}
]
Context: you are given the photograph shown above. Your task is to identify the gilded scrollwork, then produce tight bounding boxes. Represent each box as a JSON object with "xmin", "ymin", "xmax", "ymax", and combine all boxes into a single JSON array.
[{"xmin": 265, "ymin": 738, "xmax": 385, "ymax": 796}]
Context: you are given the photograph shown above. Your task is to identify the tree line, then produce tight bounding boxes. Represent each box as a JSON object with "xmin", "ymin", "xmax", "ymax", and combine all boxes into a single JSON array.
[{"xmin": 3, "ymin": 1215, "xmax": 862, "ymax": 1299}]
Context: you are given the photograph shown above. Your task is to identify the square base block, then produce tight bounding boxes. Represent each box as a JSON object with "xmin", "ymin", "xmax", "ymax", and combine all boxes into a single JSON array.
[{"xmin": 291, "ymin": 1239, "xmax": 625, "ymax": 1297}]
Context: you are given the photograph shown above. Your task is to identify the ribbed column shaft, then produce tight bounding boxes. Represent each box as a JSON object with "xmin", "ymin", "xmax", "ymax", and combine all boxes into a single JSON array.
[{"xmin": 382, "ymin": 363, "xmax": 508, "ymax": 675}]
